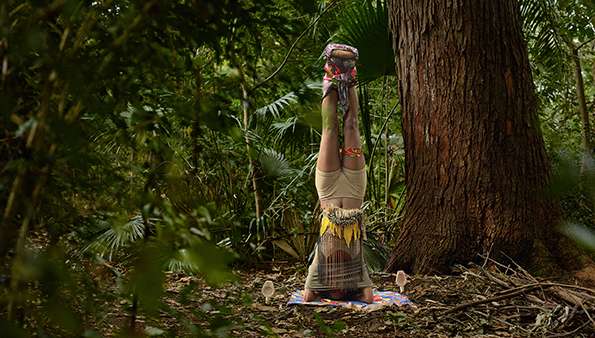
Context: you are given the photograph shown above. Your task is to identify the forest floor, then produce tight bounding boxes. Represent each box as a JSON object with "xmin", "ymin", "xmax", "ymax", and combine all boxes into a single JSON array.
[
  {"xmin": 16, "ymin": 231, "xmax": 595, "ymax": 337},
  {"xmin": 93, "ymin": 260, "xmax": 595, "ymax": 337}
]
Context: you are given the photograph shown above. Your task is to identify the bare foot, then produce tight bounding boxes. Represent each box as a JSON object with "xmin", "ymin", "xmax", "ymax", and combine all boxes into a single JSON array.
[
  {"xmin": 303, "ymin": 289, "xmax": 318, "ymax": 302},
  {"xmin": 356, "ymin": 287, "xmax": 373, "ymax": 304}
]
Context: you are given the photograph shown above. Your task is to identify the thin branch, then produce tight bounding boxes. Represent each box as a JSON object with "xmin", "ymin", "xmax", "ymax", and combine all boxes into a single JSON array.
[
  {"xmin": 546, "ymin": 320, "xmax": 591, "ymax": 338},
  {"xmin": 579, "ymin": 301, "xmax": 595, "ymax": 327},
  {"xmin": 576, "ymin": 37, "xmax": 595, "ymax": 51},
  {"xmin": 251, "ymin": 1, "xmax": 338, "ymax": 92},
  {"xmin": 471, "ymin": 309, "xmax": 532, "ymax": 334},
  {"xmin": 440, "ymin": 279, "xmax": 595, "ymax": 317},
  {"xmin": 369, "ymin": 102, "xmax": 399, "ymax": 166},
  {"xmin": 439, "ymin": 284, "xmax": 552, "ymax": 316}
]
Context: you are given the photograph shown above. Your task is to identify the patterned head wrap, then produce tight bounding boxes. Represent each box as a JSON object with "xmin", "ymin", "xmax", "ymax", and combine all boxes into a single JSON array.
[{"xmin": 322, "ymin": 43, "xmax": 359, "ymax": 113}]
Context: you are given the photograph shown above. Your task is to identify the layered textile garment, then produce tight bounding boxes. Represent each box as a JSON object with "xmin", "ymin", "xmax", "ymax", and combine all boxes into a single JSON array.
[
  {"xmin": 322, "ymin": 43, "xmax": 358, "ymax": 113},
  {"xmin": 305, "ymin": 207, "xmax": 372, "ymax": 292}
]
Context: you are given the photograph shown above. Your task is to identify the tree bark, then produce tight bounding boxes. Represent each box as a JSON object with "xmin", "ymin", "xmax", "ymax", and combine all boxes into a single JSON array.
[{"xmin": 386, "ymin": 0, "xmax": 567, "ymax": 274}]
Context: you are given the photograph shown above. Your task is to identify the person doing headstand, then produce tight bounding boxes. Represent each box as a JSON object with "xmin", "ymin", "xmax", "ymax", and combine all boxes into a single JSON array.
[{"xmin": 303, "ymin": 43, "xmax": 374, "ymax": 304}]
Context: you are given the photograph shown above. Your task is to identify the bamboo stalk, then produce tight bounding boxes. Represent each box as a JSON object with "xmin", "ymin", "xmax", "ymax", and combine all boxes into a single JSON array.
[
  {"xmin": 570, "ymin": 46, "xmax": 593, "ymax": 160},
  {"xmin": 237, "ymin": 63, "xmax": 263, "ymax": 231}
]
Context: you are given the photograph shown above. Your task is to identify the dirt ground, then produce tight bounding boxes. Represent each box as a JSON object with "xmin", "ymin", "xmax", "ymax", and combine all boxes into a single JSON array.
[
  {"xmin": 94, "ymin": 261, "xmax": 595, "ymax": 337},
  {"xmin": 11, "ymin": 230, "xmax": 595, "ymax": 337}
]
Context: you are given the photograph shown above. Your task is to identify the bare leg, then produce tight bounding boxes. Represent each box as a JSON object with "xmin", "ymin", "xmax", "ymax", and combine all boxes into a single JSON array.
[
  {"xmin": 342, "ymin": 86, "xmax": 365, "ymax": 209},
  {"xmin": 303, "ymin": 289, "xmax": 318, "ymax": 302},
  {"xmin": 317, "ymin": 90, "xmax": 342, "ymax": 210},
  {"xmin": 306, "ymin": 91, "xmax": 341, "ymax": 300},
  {"xmin": 317, "ymin": 91, "xmax": 341, "ymax": 172},
  {"xmin": 340, "ymin": 88, "xmax": 372, "ymax": 301},
  {"xmin": 342, "ymin": 88, "xmax": 373, "ymax": 302}
]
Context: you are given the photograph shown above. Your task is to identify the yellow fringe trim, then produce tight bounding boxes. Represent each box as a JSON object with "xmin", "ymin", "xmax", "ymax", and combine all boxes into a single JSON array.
[{"xmin": 320, "ymin": 216, "xmax": 360, "ymax": 247}]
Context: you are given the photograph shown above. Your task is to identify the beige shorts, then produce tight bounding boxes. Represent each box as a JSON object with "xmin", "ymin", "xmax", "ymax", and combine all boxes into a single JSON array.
[{"xmin": 315, "ymin": 167, "xmax": 366, "ymax": 201}]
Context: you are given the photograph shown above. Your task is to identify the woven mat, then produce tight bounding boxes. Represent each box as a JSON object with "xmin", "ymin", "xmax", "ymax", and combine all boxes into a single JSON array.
[{"xmin": 287, "ymin": 289, "xmax": 412, "ymax": 311}]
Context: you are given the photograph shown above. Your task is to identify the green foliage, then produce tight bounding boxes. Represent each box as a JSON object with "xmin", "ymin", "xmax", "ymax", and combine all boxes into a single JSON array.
[
  {"xmin": 313, "ymin": 312, "xmax": 346, "ymax": 336},
  {"xmin": 520, "ymin": 0, "xmax": 595, "ymax": 251},
  {"xmin": 520, "ymin": 0, "xmax": 595, "ymax": 153},
  {"xmin": 385, "ymin": 310, "xmax": 413, "ymax": 330},
  {"xmin": 0, "ymin": 0, "xmax": 329, "ymax": 334},
  {"xmin": 0, "ymin": 0, "xmax": 593, "ymax": 335},
  {"xmin": 333, "ymin": 0, "xmax": 395, "ymax": 82}
]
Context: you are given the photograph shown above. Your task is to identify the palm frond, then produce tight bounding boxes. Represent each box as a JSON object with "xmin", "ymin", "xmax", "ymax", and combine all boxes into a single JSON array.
[
  {"xmin": 166, "ymin": 248, "xmax": 200, "ymax": 273},
  {"xmin": 83, "ymin": 214, "xmax": 156, "ymax": 260},
  {"xmin": 269, "ymin": 115, "xmax": 314, "ymax": 150},
  {"xmin": 363, "ymin": 235, "xmax": 389, "ymax": 272},
  {"xmin": 255, "ymin": 82, "xmax": 321, "ymax": 118},
  {"xmin": 258, "ymin": 148, "xmax": 296, "ymax": 178},
  {"xmin": 271, "ymin": 117, "xmax": 299, "ymax": 141},
  {"xmin": 333, "ymin": 0, "xmax": 395, "ymax": 83},
  {"xmin": 243, "ymin": 128, "xmax": 263, "ymax": 145},
  {"xmin": 255, "ymin": 92, "xmax": 298, "ymax": 118},
  {"xmin": 520, "ymin": 0, "xmax": 567, "ymax": 72}
]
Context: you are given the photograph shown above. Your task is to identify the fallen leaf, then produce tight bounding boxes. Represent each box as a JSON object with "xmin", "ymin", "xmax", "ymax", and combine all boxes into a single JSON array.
[
  {"xmin": 272, "ymin": 327, "xmax": 288, "ymax": 334},
  {"xmin": 251, "ymin": 303, "xmax": 276, "ymax": 312}
]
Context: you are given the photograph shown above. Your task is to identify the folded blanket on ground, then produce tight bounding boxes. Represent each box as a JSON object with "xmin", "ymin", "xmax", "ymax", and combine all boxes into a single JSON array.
[{"xmin": 287, "ymin": 289, "xmax": 412, "ymax": 311}]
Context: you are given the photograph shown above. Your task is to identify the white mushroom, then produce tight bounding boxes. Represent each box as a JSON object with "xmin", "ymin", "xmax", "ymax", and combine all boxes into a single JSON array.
[
  {"xmin": 261, "ymin": 280, "xmax": 275, "ymax": 304},
  {"xmin": 395, "ymin": 270, "xmax": 408, "ymax": 293}
]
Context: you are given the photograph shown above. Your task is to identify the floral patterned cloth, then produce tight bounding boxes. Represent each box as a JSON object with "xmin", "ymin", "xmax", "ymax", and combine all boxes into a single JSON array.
[
  {"xmin": 288, "ymin": 289, "xmax": 412, "ymax": 310},
  {"xmin": 322, "ymin": 43, "xmax": 359, "ymax": 113}
]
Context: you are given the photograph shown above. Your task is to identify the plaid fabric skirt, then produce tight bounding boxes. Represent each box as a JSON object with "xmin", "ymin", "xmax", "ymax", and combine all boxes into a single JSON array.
[{"xmin": 304, "ymin": 207, "xmax": 372, "ymax": 291}]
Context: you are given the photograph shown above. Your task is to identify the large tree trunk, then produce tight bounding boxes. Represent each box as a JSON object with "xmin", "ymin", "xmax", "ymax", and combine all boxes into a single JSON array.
[{"xmin": 386, "ymin": 0, "xmax": 568, "ymax": 274}]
